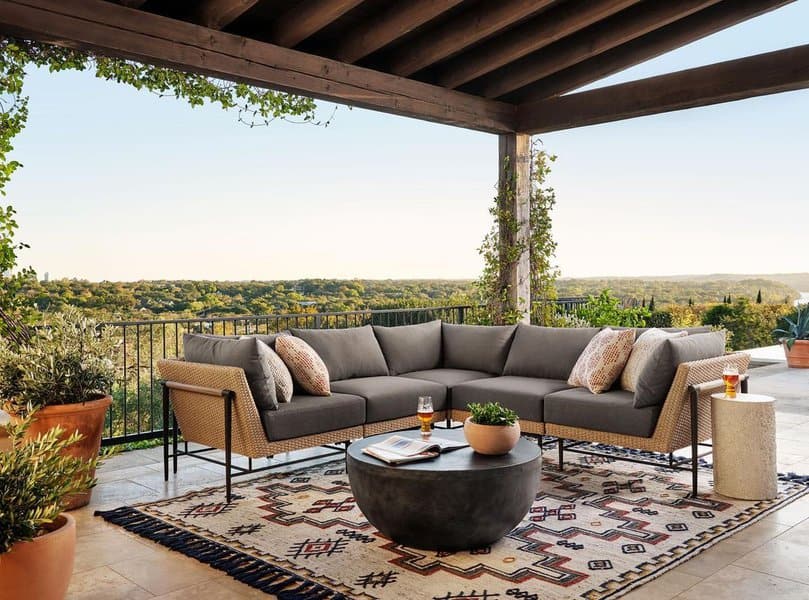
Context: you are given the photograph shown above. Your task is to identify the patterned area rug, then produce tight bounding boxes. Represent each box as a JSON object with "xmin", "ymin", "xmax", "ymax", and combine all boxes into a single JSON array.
[{"xmin": 97, "ymin": 451, "xmax": 808, "ymax": 600}]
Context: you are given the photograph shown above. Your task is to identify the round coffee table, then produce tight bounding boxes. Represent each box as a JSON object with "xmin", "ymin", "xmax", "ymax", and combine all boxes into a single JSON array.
[{"xmin": 346, "ymin": 429, "xmax": 541, "ymax": 551}]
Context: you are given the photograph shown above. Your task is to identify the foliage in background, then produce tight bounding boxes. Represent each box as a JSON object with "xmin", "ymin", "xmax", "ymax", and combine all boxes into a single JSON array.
[
  {"xmin": 468, "ymin": 402, "xmax": 518, "ymax": 427},
  {"xmin": 575, "ymin": 290, "xmax": 649, "ymax": 327},
  {"xmin": 702, "ymin": 298, "xmax": 792, "ymax": 350},
  {"xmin": 477, "ymin": 146, "xmax": 559, "ymax": 325},
  {"xmin": 773, "ymin": 305, "xmax": 809, "ymax": 349},
  {"xmin": 0, "ymin": 36, "xmax": 322, "ymax": 323},
  {"xmin": 0, "ymin": 308, "xmax": 119, "ymax": 415},
  {"xmin": 0, "ymin": 410, "xmax": 96, "ymax": 554}
]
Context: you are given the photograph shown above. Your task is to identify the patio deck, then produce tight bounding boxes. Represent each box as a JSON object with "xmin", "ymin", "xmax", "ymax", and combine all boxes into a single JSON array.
[{"xmin": 70, "ymin": 363, "xmax": 809, "ymax": 600}]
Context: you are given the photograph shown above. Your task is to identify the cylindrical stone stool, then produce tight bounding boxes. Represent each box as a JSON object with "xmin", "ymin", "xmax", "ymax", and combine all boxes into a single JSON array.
[{"xmin": 711, "ymin": 393, "xmax": 777, "ymax": 500}]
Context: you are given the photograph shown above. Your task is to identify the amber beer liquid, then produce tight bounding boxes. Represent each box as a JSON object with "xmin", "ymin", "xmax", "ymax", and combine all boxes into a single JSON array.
[
  {"xmin": 723, "ymin": 372, "xmax": 739, "ymax": 398},
  {"xmin": 417, "ymin": 409, "xmax": 433, "ymax": 433}
]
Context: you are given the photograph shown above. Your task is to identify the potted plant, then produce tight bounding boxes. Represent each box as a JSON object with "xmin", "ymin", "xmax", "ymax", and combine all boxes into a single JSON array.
[
  {"xmin": 463, "ymin": 402, "xmax": 520, "ymax": 455},
  {"xmin": 773, "ymin": 306, "xmax": 809, "ymax": 368},
  {"xmin": 0, "ymin": 308, "xmax": 118, "ymax": 508},
  {"xmin": 0, "ymin": 410, "xmax": 96, "ymax": 600}
]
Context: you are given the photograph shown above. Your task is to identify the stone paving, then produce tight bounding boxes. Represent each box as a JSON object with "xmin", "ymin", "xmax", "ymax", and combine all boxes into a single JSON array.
[{"xmin": 66, "ymin": 363, "xmax": 809, "ymax": 599}]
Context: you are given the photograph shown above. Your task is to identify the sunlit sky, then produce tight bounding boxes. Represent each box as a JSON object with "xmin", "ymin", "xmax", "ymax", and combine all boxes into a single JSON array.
[{"xmin": 8, "ymin": 1, "xmax": 809, "ymax": 281}]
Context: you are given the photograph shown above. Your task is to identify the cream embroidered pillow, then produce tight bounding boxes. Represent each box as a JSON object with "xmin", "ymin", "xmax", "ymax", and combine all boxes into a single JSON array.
[
  {"xmin": 275, "ymin": 336, "xmax": 330, "ymax": 396},
  {"xmin": 620, "ymin": 329, "xmax": 687, "ymax": 392},
  {"xmin": 244, "ymin": 337, "xmax": 295, "ymax": 402},
  {"xmin": 568, "ymin": 328, "xmax": 635, "ymax": 394}
]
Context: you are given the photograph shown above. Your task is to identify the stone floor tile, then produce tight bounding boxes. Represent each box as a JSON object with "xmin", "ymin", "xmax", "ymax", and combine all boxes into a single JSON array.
[
  {"xmin": 109, "ymin": 553, "xmax": 221, "ymax": 596},
  {"xmin": 73, "ymin": 529, "xmax": 164, "ymax": 573},
  {"xmin": 619, "ymin": 569, "xmax": 702, "ymax": 600},
  {"xmin": 212, "ymin": 575, "xmax": 278, "ymax": 599},
  {"xmin": 66, "ymin": 566, "xmax": 153, "ymax": 600},
  {"xmin": 734, "ymin": 537, "xmax": 809, "ymax": 585},
  {"xmin": 675, "ymin": 565, "xmax": 809, "ymax": 600},
  {"xmin": 152, "ymin": 580, "xmax": 253, "ymax": 599},
  {"xmin": 90, "ymin": 479, "xmax": 163, "ymax": 510}
]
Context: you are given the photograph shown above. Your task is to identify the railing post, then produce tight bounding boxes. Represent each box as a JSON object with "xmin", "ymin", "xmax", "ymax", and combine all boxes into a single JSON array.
[
  {"xmin": 314, "ymin": 313, "xmax": 322, "ymax": 329},
  {"xmin": 458, "ymin": 306, "xmax": 465, "ymax": 324}
]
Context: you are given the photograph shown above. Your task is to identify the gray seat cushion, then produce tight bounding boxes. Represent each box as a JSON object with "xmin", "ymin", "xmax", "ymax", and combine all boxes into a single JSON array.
[
  {"xmin": 442, "ymin": 323, "xmax": 517, "ymax": 374},
  {"xmin": 634, "ymin": 331, "xmax": 727, "ymax": 408},
  {"xmin": 544, "ymin": 388, "xmax": 661, "ymax": 437},
  {"xmin": 183, "ymin": 334, "xmax": 277, "ymax": 411},
  {"xmin": 260, "ymin": 393, "xmax": 365, "ymax": 441},
  {"xmin": 373, "ymin": 320, "xmax": 441, "ymax": 375},
  {"xmin": 291, "ymin": 326, "xmax": 389, "ymax": 382},
  {"xmin": 330, "ymin": 376, "xmax": 447, "ymax": 423},
  {"xmin": 503, "ymin": 324, "xmax": 601, "ymax": 380},
  {"xmin": 400, "ymin": 368, "xmax": 492, "ymax": 388},
  {"xmin": 452, "ymin": 376, "xmax": 573, "ymax": 423}
]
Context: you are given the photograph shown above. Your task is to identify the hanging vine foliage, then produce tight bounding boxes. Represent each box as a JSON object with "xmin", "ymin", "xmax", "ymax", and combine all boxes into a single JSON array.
[
  {"xmin": 477, "ymin": 144, "xmax": 560, "ymax": 325},
  {"xmin": 0, "ymin": 36, "xmax": 325, "ymax": 321}
]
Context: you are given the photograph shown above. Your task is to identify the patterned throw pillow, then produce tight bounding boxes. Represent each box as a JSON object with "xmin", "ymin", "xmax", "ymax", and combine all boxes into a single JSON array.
[
  {"xmin": 620, "ymin": 329, "xmax": 688, "ymax": 392},
  {"xmin": 568, "ymin": 328, "xmax": 635, "ymax": 394},
  {"xmin": 275, "ymin": 336, "xmax": 330, "ymax": 396},
  {"xmin": 243, "ymin": 337, "xmax": 295, "ymax": 402}
]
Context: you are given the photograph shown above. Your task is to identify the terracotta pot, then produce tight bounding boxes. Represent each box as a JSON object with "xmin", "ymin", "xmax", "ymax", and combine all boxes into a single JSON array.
[
  {"xmin": 463, "ymin": 417, "xmax": 520, "ymax": 455},
  {"xmin": 0, "ymin": 512, "xmax": 76, "ymax": 600},
  {"xmin": 24, "ymin": 396, "xmax": 112, "ymax": 510},
  {"xmin": 784, "ymin": 340, "xmax": 809, "ymax": 368}
]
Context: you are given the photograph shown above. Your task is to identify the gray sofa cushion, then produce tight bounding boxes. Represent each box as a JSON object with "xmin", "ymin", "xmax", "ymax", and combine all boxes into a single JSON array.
[
  {"xmin": 503, "ymin": 324, "xmax": 601, "ymax": 380},
  {"xmin": 400, "ymin": 368, "xmax": 492, "ymax": 388},
  {"xmin": 372, "ymin": 321, "xmax": 441, "ymax": 375},
  {"xmin": 452, "ymin": 376, "xmax": 573, "ymax": 423},
  {"xmin": 291, "ymin": 326, "xmax": 389, "ymax": 382},
  {"xmin": 189, "ymin": 332, "xmax": 285, "ymax": 348},
  {"xmin": 618, "ymin": 326, "xmax": 712, "ymax": 337},
  {"xmin": 442, "ymin": 323, "xmax": 517, "ymax": 374},
  {"xmin": 634, "ymin": 331, "xmax": 727, "ymax": 408},
  {"xmin": 330, "ymin": 376, "xmax": 447, "ymax": 423},
  {"xmin": 183, "ymin": 334, "xmax": 277, "ymax": 411},
  {"xmin": 260, "ymin": 393, "xmax": 365, "ymax": 441},
  {"xmin": 544, "ymin": 387, "xmax": 661, "ymax": 437}
]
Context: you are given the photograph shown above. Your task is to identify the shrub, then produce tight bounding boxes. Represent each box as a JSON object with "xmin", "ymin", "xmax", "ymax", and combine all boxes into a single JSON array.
[
  {"xmin": 646, "ymin": 310, "xmax": 673, "ymax": 328},
  {"xmin": 468, "ymin": 402, "xmax": 518, "ymax": 426},
  {"xmin": 576, "ymin": 290, "xmax": 649, "ymax": 327},
  {"xmin": 703, "ymin": 299, "xmax": 793, "ymax": 350}
]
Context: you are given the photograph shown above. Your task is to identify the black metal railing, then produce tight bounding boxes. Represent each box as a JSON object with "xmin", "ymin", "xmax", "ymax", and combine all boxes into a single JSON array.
[{"xmin": 100, "ymin": 299, "xmax": 586, "ymax": 445}]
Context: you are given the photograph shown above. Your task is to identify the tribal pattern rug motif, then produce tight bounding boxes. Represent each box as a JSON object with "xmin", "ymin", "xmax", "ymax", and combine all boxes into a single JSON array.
[{"xmin": 97, "ymin": 452, "xmax": 808, "ymax": 600}]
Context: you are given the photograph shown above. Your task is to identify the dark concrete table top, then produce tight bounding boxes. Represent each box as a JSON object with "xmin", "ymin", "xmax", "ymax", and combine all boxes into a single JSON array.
[{"xmin": 347, "ymin": 429, "xmax": 541, "ymax": 551}]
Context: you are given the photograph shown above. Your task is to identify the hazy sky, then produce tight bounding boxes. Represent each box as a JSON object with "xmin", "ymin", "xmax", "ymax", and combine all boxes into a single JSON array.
[{"xmin": 8, "ymin": 2, "xmax": 809, "ymax": 281}]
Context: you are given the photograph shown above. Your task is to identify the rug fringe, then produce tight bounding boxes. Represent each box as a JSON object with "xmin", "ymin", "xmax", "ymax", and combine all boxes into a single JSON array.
[{"xmin": 94, "ymin": 507, "xmax": 346, "ymax": 600}]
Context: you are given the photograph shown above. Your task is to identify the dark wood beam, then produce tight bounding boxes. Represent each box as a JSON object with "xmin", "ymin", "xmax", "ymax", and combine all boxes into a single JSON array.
[
  {"xmin": 0, "ymin": 0, "xmax": 515, "ymax": 133},
  {"xmin": 334, "ymin": 0, "xmax": 464, "ymax": 64},
  {"xmin": 269, "ymin": 0, "xmax": 364, "ymax": 48},
  {"xmin": 478, "ymin": 0, "xmax": 721, "ymax": 99},
  {"xmin": 193, "ymin": 0, "xmax": 258, "ymax": 30},
  {"xmin": 517, "ymin": 44, "xmax": 809, "ymax": 134},
  {"xmin": 435, "ymin": 0, "xmax": 641, "ymax": 90},
  {"xmin": 388, "ymin": 0, "xmax": 557, "ymax": 77},
  {"xmin": 510, "ymin": 0, "xmax": 795, "ymax": 102},
  {"xmin": 114, "ymin": 0, "xmax": 146, "ymax": 7}
]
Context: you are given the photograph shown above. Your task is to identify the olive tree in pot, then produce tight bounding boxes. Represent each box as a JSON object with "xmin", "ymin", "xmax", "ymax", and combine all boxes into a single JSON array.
[
  {"xmin": 0, "ymin": 308, "xmax": 118, "ymax": 508},
  {"xmin": 773, "ymin": 306, "xmax": 809, "ymax": 368},
  {"xmin": 464, "ymin": 402, "xmax": 520, "ymax": 455},
  {"xmin": 0, "ymin": 410, "xmax": 96, "ymax": 599}
]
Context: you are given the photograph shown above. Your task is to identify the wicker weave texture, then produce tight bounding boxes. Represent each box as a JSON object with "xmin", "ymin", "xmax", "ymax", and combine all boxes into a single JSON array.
[
  {"xmin": 451, "ymin": 410, "xmax": 545, "ymax": 435},
  {"xmin": 363, "ymin": 412, "xmax": 447, "ymax": 437}
]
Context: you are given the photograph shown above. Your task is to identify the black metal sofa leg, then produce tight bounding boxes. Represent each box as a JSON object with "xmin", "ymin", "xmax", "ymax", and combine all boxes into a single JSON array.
[{"xmin": 558, "ymin": 438, "xmax": 564, "ymax": 471}]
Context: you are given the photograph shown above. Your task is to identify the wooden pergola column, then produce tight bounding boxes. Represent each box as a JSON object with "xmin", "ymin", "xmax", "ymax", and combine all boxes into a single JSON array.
[{"xmin": 498, "ymin": 133, "xmax": 531, "ymax": 323}]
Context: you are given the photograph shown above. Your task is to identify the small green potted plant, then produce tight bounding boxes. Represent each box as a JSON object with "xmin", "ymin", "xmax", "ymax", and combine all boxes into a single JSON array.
[
  {"xmin": 0, "ymin": 307, "xmax": 118, "ymax": 508},
  {"xmin": 773, "ymin": 305, "xmax": 809, "ymax": 368},
  {"xmin": 463, "ymin": 402, "xmax": 520, "ymax": 455},
  {"xmin": 0, "ymin": 409, "xmax": 96, "ymax": 599}
]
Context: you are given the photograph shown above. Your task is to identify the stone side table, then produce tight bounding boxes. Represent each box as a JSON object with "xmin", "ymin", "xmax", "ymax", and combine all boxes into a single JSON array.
[{"xmin": 711, "ymin": 393, "xmax": 777, "ymax": 500}]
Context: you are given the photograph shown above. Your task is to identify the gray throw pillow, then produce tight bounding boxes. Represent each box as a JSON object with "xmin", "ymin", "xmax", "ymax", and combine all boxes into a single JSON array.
[
  {"xmin": 182, "ymin": 334, "xmax": 277, "ymax": 410},
  {"xmin": 503, "ymin": 324, "xmax": 601, "ymax": 380},
  {"xmin": 373, "ymin": 320, "xmax": 442, "ymax": 375},
  {"xmin": 633, "ymin": 330, "xmax": 726, "ymax": 408},
  {"xmin": 290, "ymin": 325, "xmax": 389, "ymax": 382},
  {"xmin": 442, "ymin": 323, "xmax": 517, "ymax": 374}
]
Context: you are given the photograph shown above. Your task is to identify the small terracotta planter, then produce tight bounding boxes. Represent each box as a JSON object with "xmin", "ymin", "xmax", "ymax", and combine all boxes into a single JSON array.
[
  {"xmin": 0, "ymin": 512, "xmax": 76, "ymax": 600},
  {"xmin": 23, "ymin": 395, "xmax": 112, "ymax": 509},
  {"xmin": 463, "ymin": 417, "xmax": 520, "ymax": 455},
  {"xmin": 784, "ymin": 340, "xmax": 809, "ymax": 368}
]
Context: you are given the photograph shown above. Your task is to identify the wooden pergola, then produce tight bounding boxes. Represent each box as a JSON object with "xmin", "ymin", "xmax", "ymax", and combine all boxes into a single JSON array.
[{"xmin": 1, "ymin": 0, "xmax": 807, "ymax": 319}]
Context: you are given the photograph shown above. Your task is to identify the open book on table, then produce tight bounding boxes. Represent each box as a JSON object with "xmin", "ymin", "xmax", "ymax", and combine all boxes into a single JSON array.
[{"xmin": 363, "ymin": 434, "xmax": 469, "ymax": 465}]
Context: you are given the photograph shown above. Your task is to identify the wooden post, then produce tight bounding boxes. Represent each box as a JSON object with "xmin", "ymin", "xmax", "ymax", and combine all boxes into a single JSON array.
[{"xmin": 498, "ymin": 132, "xmax": 531, "ymax": 323}]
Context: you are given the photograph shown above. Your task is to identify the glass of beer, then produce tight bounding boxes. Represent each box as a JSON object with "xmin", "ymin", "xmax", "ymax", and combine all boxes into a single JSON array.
[
  {"xmin": 417, "ymin": 396, "xmax": 434, "ymax": 437},
  {"xmin": 722, "ymin": 364, "xmax": 739, "ymax": 399}
]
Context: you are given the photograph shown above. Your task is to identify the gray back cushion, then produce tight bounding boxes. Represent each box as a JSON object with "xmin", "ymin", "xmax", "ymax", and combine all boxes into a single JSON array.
[
  {"xmin": 290, "ymin": 326, "xmax": 389, "ymax": 382},
  {"xmin": 182, "ymin": 334, "xmax": 277, "ymax": 410},
  {"xmin": 634, "ymin": 330, "xmax": 726, "ymax": 408},
  {"xmin": 503, "ymin": 324, "xmax": 602, "ymax": 380},
  {"xmin": 441, "ymin": 323, "xmax": 517, "ymax": 374},
  {"xmin": 188, "ymin": 332, "xmax": 284, "ymax": 349},
  {"xmin": 372, "ymin": 320, "xmax": 441, "ymax": 375}
]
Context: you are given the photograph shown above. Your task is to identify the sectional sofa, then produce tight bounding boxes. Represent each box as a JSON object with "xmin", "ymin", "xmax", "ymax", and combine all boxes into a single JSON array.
[{"xmin": 157, "ymin": 321, "xmax": 749, "ymax": 500}]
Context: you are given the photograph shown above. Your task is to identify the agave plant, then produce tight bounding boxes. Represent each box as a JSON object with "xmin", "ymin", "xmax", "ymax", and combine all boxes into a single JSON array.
[{"xmin": 773, "ymin": 305, "xmax": 809, "ymax": 349}]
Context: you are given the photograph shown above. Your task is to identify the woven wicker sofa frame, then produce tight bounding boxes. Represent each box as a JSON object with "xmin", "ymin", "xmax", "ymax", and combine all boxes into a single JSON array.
[{"xmin": 158, "ymin": 351, "xmax": 749, "ymax": 502}]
